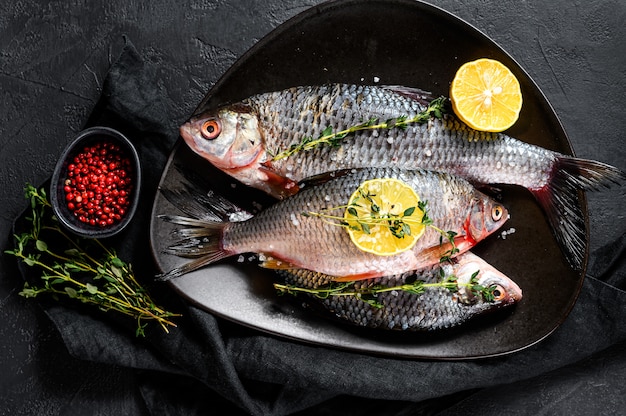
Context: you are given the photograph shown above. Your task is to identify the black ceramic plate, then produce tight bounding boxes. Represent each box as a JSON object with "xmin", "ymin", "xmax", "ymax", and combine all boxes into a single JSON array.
[{"xmin": 150, "ymin": 0, "xmax": 586, "ymax": 359}]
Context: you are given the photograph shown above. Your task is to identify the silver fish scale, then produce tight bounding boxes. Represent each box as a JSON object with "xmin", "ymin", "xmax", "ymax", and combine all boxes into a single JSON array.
[
  {"xmin": 287, "ymin": 116, "xmax": 554, "ymax": 190},
  {"xmin": 222, "ymin": 167, "xmax": 486, "ymax": 277},
  {"xmin": 277, "ymin": 264, "xmax": 495, "ymax": 332},
  {"xmin": 248, "ymin": 84, "xmax": 555, "ymax": 190},
  {"xmin": 250, "ymin": 84, "xmax": 424, "ymax": 146},
  {"xmin": 183, "ymin": 83, "xmax": 626, "ymax": 270}
]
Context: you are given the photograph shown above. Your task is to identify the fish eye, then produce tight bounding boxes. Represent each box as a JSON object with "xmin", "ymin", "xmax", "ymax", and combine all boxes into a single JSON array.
[
  {"xmin": 201, "ymin": 119, "xmax": 221, "ymax": 140},
  {"xmin": 489, "ymin": 284, "xmax": 506, "ymax": 302},
  {"xmin": 491, "ymin": 205, "xmax": 504, "ymax": 222}
]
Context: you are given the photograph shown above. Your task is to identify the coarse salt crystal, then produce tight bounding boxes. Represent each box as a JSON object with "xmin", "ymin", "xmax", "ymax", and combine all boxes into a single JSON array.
[
  {"xmin": 500, "ymin": 227, "xmax": 516, "ymax": 239},
  {"xmin": 229, "ymin": 211, "xmax": 252, "ymax": 222}
]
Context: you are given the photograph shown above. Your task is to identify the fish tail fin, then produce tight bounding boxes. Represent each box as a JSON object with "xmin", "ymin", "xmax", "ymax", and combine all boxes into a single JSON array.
[
  {"xmin": 156, "ymin": 164, "xmax": 254, "ymax": 280},
  {"xmin": 533, "ymin": 155, "xmax": 625, "ymax": 270},
  {"xmin": 156, "ymin": 254, "xmax": 227, "ymax": 282},
  {"xmin": 156, "ymin": 215, "xmax": 231, "ymax": 281}
]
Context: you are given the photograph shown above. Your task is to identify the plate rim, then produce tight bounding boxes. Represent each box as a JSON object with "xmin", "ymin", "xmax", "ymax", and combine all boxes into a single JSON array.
[{"xmin": 150, "ymin": 0, "xmax": 588, "ymax": 360}]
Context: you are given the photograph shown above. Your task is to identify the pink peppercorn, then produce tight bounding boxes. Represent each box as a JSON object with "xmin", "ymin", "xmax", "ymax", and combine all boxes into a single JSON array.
[{"xmin": 63, "ymin": 141, "xmax": 133, "ymax": 228}]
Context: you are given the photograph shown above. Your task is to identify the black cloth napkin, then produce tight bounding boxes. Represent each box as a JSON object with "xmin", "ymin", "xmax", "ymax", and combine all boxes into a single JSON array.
[{"xmin": 15, "ymin": 39, "xmax": 626, "ymax": 416}]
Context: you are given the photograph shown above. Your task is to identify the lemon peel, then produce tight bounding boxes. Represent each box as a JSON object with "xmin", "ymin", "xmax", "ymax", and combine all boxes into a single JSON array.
[{"xmin": 450, "ymin": 58, "xmax": 522, "ymax": 132}]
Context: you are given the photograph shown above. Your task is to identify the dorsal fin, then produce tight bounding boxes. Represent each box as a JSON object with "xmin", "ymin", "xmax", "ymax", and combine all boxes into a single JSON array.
[{"xmin": 383, "ymin": 85, "xmax": 436, "ymax": 107}]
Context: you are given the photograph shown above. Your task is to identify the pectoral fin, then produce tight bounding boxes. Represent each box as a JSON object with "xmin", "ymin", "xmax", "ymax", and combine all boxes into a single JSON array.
[
  {"xmin": 259, "ymin": 162, "xmax": 300, "ymax": 198},
  {"xmin": 260, "ymin": 256, "xmax": 297, "ymax": 270}
]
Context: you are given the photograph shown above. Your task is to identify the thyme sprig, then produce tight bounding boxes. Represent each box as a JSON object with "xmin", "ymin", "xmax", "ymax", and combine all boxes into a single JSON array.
[
  {"xmin": 6, "ymin": 184, "xmax": 180, "ymax": 337},
  {"xmin": 274, "ymin": 269, "xmax": 497, "ymax": 309},
  {"xmin": 303, "ymin": 197, "xmax": 459, "ymax": 261},
  {"xmin": 302, "ymin": 197, "xmax": 422, "ymax": 239},
  {"xmin": 270, "ymin": 96, "xmax": 447, "ymax": 161}
]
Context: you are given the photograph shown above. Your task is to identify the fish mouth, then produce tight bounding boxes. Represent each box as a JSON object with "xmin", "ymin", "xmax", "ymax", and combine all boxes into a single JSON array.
[
  {"xmin": 179, "ymin": 122, "xmax": 218, "ymax": 164},
  {"xmin": 178, "ymin": 120, "xmax": 239, "ymax": 170},
  {"xmin": 179, "ymin": 121, "xmax": 201, "ymax": 151},
  {"xmin": 489, "ymin": 272, "xmax": 523, "ymax": 305},
  {"xmin": 507, "ymin": 281, "xmax": 523, "ymax": 303}
]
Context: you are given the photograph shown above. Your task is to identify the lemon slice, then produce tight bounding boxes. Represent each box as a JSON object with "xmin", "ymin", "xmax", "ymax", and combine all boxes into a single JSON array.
[
  {"xmin": 344, "ymin": 178, "xmax": 426, "ymax": 256},
  {"xmin": 450, "ymin": 58, "xmax": 523, "ymax": 132}
]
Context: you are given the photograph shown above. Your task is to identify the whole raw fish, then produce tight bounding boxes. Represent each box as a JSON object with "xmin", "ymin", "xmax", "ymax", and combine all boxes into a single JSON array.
[
  {"xmin": 180, "ymin": 83, "xmax": 625, "ymax": 269},
  {"xmin": 276, "ymin": 251, "xmax": 522, "ymax": 331},
  {"xmin": 158, "ymin": 167, "xmax": 508, "ymax": 281}
]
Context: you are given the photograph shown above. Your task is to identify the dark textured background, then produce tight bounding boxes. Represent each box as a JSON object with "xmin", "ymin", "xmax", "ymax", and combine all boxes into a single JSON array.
[{"xmin": 1, "ymin": 0, "xmax": 625, "ymax": 415}]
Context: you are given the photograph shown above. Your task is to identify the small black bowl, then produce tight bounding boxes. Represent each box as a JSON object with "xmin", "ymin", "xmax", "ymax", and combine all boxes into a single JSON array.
[{"xmin": 50, "ymin": 126, "xmax": 141, "ymax": 239}]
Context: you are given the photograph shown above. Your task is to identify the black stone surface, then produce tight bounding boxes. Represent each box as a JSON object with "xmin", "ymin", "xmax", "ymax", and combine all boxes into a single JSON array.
[{"xmin": 1, "ymin": 1, "xmax": 625, "ymax": 415}]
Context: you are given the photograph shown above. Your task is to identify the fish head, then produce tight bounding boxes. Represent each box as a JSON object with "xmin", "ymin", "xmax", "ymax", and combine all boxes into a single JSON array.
[
  {"xmin": 180, "ymin": 105, "xmax": 299, "ymax": 198},
  {"xmin": 180, "ymin": 105, "xmax": 264, "ymax": 170},
  {"xmin": 465, "ymin": 194, "xmax": 509, "ymax": 243},
  {"xmin": 454, "ymin": 252, "xmax": 523, "ymax": 307}
]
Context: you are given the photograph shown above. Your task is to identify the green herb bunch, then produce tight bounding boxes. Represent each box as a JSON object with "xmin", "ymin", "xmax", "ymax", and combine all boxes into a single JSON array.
[{"xmin": 6, "ymin": 184, "xmax": 180, "ymax": 337}]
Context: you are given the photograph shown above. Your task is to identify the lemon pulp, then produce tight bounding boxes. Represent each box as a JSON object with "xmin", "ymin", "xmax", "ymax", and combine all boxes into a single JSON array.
[
  {"xmin": 344, "ymin": 178, "xmax": 426, "ymax": 256},
  {"xmin": 450, "ymin": 58, "xmax": 523, "ymax": 132}
]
